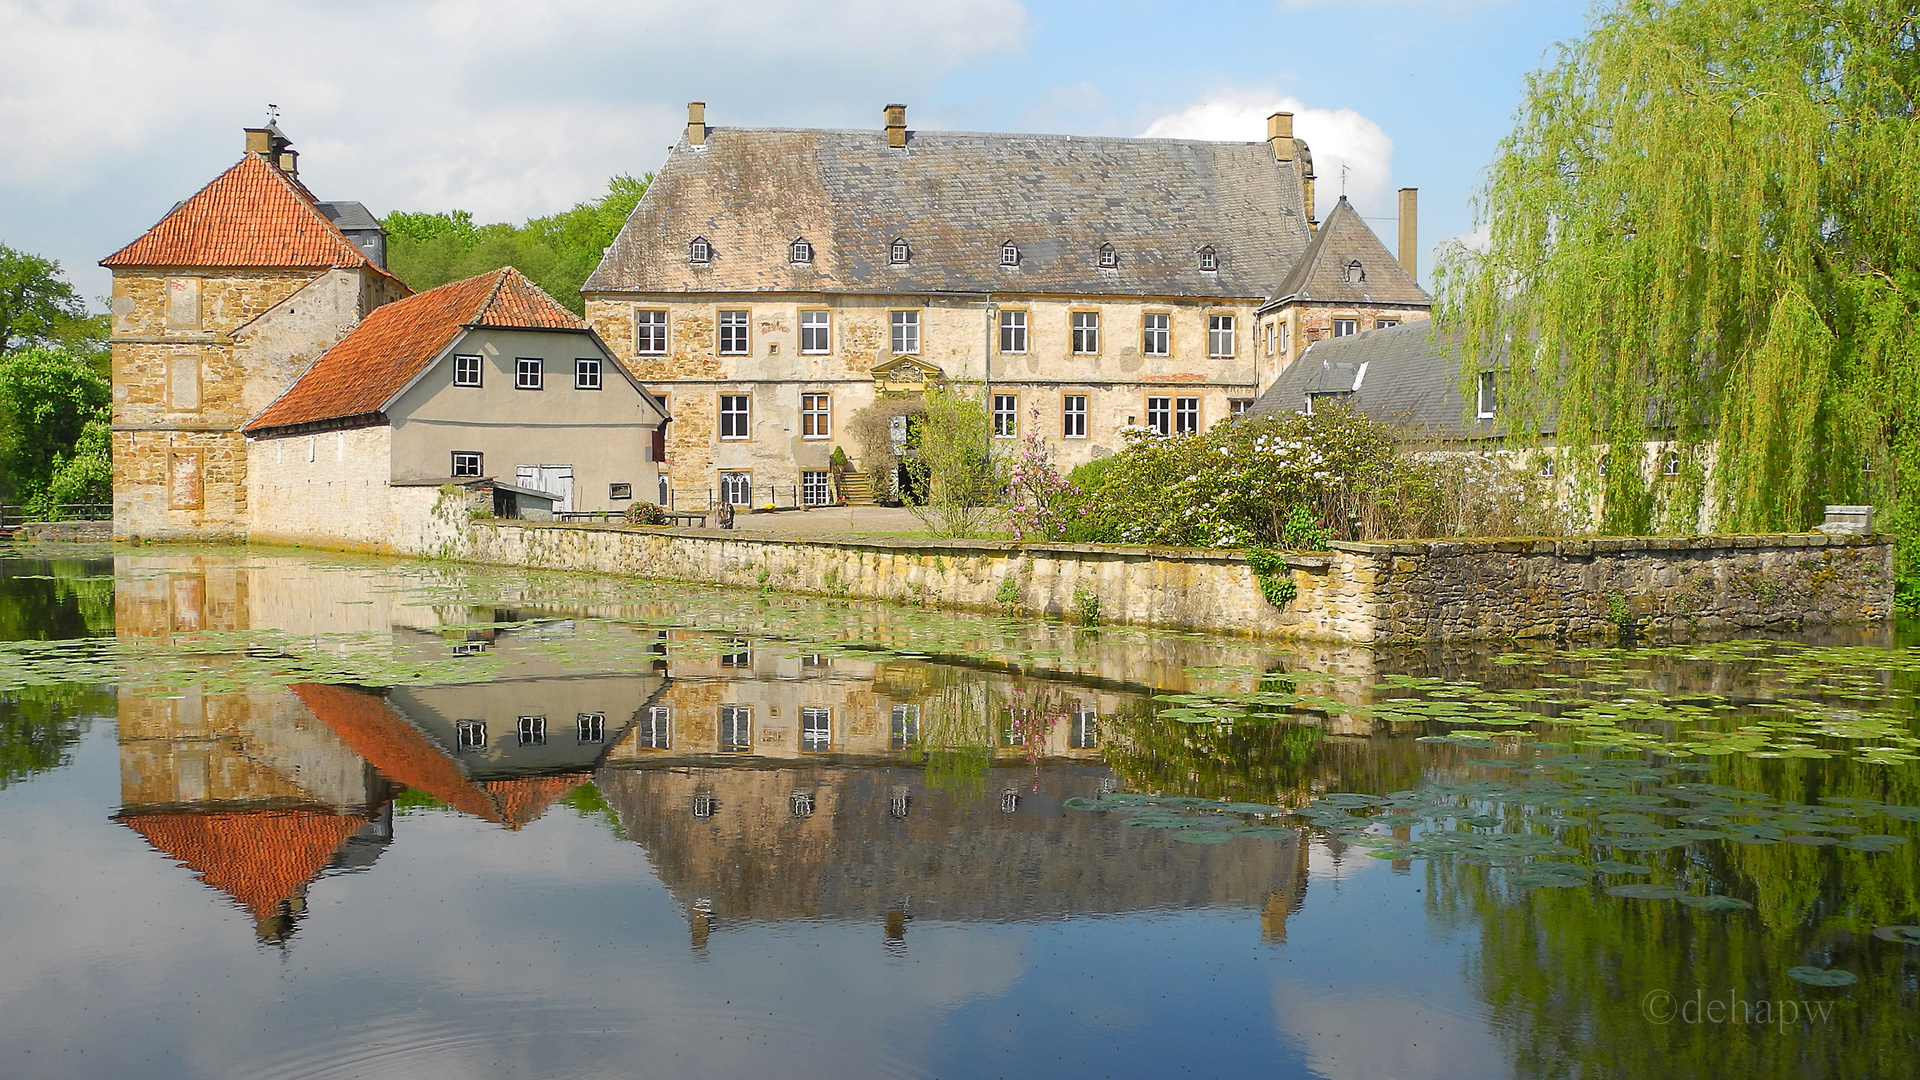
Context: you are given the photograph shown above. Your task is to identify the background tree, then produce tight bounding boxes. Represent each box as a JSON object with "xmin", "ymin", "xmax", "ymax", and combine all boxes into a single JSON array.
[
  {"xmin": 905, "ymin": 382, "xmax": 1003, "ymax": 538},
  {"xmin": 1440, "ymin": 0, "xmax": 1920, "ymax": 606},
  {"xmin": 0, "ymin": 244, "xmax": 107, "ymax": 370},
  {"xmin": 0, "ymin": 347, "xmax": 111, "ymax": 507},
  {"xmin": 382, "ymin": 174, "xmax": 651, "ymax": 314}
]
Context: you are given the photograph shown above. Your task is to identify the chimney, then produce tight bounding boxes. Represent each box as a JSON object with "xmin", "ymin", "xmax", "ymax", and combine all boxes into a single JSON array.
[
  {"xmin": 1397, "ymin": 188, "xmax": 1419, "ymax": 283},
  {"xmin": 884, "ymin": 103, "xmax": 907, "ymax": 148},
  {"xmin": 686, "ymin": 101, "xmax": 706, "ymax": 146},
  {"xmin": 1266, "ymin": 112, "xmax": 1294, "ymax": 161},
  {"xmin": 244, "ymin": 127, "xmax": 274, "ymax": 155},
  {"xmin": 277, "ymin": 148, "xmax": 299, "ymax": 180}
]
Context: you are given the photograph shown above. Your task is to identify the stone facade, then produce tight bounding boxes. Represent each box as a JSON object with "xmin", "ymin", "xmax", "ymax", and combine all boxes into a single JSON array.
[
  {"xmin": 585, "ymin": 292, "xmax": 1269, "ymax": 504},
  {"xmin": 424, "ymin": 523, "xmax": 1892, "ymax": 644}
]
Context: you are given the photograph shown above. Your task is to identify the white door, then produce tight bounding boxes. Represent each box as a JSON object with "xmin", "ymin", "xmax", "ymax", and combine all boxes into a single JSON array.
[{"xmin": 515, "ymin": 464, "xmax": 575, "ymax": 512}]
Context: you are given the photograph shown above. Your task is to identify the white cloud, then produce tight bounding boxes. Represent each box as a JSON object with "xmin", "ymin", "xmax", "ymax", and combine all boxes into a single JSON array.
[
  {"xmin": 0, "ymin": 0, "xmax": 1029, "ymax": 295},
  {"xmin": 1139, "ymin": 90, "xmax": 1395, "ymax": 217}
]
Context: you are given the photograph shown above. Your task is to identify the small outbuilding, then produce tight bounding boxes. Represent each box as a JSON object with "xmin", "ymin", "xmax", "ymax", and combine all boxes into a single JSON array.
[{"xmin": 243, "ymin": 267, "xmax": 668, "ymax": 549}]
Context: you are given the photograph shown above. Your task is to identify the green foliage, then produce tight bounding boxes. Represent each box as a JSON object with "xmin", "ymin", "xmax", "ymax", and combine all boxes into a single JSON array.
[
  {"xmin": 995, "ymin": 574, "xmax": 1022, "ymax": 614},
  {"xmin": 1070, "ymin": 586, "xmax": 1102, "ymax": 626},
  {"xmin": 382, "ymin": 174, "xmax": 651, "ymax": 314},
  {"xmin": 1244, "ymin": 547, "xmax": 1299, "ymax": 607},
  {"xmin": 1441, "ymin": 0, "xmax": 1920, "ymax": 598},
  {"xmin": 0, "ymin": 683, "xmax": 110, "ymax": 790},
  {"xmin": 1067, "ymin": 405, "xmax": 1435, "ymax": 547},
  {"xmin": 905, "ymin": 382, "xmax": 1004, "ymax": 538},
  {"xmin": 0, "ymin": 347, "xmax": 111, "ymax": 506},
  {"xmin": 829, "ymin": 445, "xmax": 851, "ymax": 473},
  {"xmin": 0, "ymin": 244, "xmax": 106, "ymax": 365}
]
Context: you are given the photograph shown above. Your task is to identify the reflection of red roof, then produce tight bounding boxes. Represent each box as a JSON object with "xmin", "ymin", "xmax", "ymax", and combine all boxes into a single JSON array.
[
  {"xmin": 122, "ymin": 810, "xmax": 363, "ymax": 922},
  {"xmin": 484, "ymin": 774, "xmax": 590, "ymax": 829},
  {"xmin": 244, "ymin": 267, "xmax": 582, "ymax": 434},
  {"xmin": 293, "ymin": 683, "xmax": 586, "ymax": 830},
  {"xmin": 101, "ymin": 153, "xmax": 390, "ymax": 275},
  {"xmin": 293, "ymin": 683, "xmax": 498, "ymax": 821}
]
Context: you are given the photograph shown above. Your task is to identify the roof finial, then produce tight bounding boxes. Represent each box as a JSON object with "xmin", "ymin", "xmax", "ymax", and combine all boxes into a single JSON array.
[
  {"xmin": 266, "ymin": 103, "xmax": 280, "ymax": 126},
  {"xmin": 1340, "ymin": 162, "xmax": 1350, "ymax": 199}
]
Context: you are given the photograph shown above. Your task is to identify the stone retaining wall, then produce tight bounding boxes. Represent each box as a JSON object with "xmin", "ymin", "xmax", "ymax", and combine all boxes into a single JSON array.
[{"xmin": 455, "ymin": 522, "xmax": 1893, "ymax": 643}]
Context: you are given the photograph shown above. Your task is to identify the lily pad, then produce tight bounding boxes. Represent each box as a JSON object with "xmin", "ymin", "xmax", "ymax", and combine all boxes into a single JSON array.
[
  {"xmin": 1605, "ymin": 883, "xmax": 1682, "ymax": 900},
  {"xmin": 1785, "ymin": 966, "xmax": 1859, "ymax": 987},
  {"xmin": 1840, "ymin": 834, "xmax": 1910, "ymax": 853},
  {"xmin": 1593, "ymin": 861, "xmax": 1653, "ymax": 875},
  {"xmin": 1677, "ymin": 894, "xmax": 1754, "ymax": 912},
  {"xmin": 1869, "ymin": 925, "xmax": 1920, "ymax": 944}
]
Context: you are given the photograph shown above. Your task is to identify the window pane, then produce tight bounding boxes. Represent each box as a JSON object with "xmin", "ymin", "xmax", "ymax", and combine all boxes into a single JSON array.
[
  {"xmin": 802, "ymin": 393, "xmax": 830, "ymax": 439},
  {"xmin": 801, "ymin": 706, "xmax": 831, "ymax": 752},
  {"xmin": 1333, "ymin": 319, "xmax": 1357, "ymax": 338},
  {"xmin": 575, "ymin": 358, "xmax": 601, "ymax": 389},
  {"xmin": 890, "ymin": 310, "xmax": 919, "ymax": 354},
  {"xmin": 720, "ymin": 395, "xmax": 750, "ymax": 439},
  {"xmin": 719, "ymin": 310, "xmax": 750, "ymax": 355},
  {"xmin": 1146, "ymin": 397, "xmax": 1171, "ymax": 435},
  {"xmin": 1063, "ymin": 395, "xmax": 1087, "ymax": 438},
  {"xmin": 1072, "ymin": 312, "xmax": 1099, "ymax": 354},
  {"xmin": 454, "ymin": 355, "xmax": 481, "ymax": 386},
  {"xmin": 1176, "ymin": 397, "xmax": 1199, "ymax": 434},
  {"xmin": 802, "ymin": 470, "xmax": 832, "ymax": 506},
  {"xmin": 800, "ymin": 310, "xmax": 830, "ymax": 354},
  {"xmin": 516, "ymin": 358, "xmax": 542, "ymax": 389},
  {"xmin": 992, "ymin": 394, "xmax": 1017, "ymax": 438},
  {"xmin": 1208, "ymin": 315, "xmax": 1234, "ymax": 358},
  {"xmin": 999, "ymin": 310, "xmax": 1027, "ymax": 353},
  {"xmin": 1143, "ymin": 313, "xmax": 1170, "ymax": 356},
  {"xmin": 636, "ymin": 310, "xmax": 668, "ymax": 354}
]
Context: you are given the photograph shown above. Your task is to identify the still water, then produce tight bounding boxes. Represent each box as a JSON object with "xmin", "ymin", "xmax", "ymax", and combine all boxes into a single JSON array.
[{"xmin": 0, "ymin": 547, "xmax": 1914, "ymax": 1080}]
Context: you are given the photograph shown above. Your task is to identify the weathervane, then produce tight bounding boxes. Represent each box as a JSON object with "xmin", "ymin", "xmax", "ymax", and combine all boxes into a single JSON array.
[
  {"xmin": 266, "ymin": 104, "xmax": 280, "ymax": 126},
  {"xmin": 1341, "ymin": 162, "xmax": 1350, "ymax": 198}
]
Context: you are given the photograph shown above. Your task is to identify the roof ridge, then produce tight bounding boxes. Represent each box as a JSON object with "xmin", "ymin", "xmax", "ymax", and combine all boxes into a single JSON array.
[
  {"xmin": 98, "ymin": 155, "xmax": 258, "ymax": 266},
  {"xmin": 698, "ymin": 126, "xmax": 1270, "ymax": 148},
  {"xmin": 468, "ymin": 266, "xmax": 515, "ymax": 324}
]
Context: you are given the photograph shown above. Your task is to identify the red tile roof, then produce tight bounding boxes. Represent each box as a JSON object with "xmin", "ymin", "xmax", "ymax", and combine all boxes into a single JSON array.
[
  {"xmin": 121, "ymin": 809, "xmax": 364, "ymax": 923},
  {"xmin": 483, "ymin": 774, "xmax": 591, "ymax": 829},
  {"xmin": 243, "ymin": 267, "xmax": 583, "ymax": 433},
  {"xmin": 102, "ymin": 153, "xmax": 383, "ymax": 273}
]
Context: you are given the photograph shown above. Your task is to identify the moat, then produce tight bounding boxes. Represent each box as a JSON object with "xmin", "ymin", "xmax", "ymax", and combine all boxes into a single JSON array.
[{"xmin": 0, "ymin": 547, "xmax": 1914, "ymax": 1080}]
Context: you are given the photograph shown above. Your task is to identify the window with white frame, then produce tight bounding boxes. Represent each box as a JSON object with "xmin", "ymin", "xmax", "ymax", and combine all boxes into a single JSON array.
[
  {"xmin": 1208, "ymin": 314, "xmax": 1235, "ymax": 358},
  {"xmin": 636, "ymin": 309, "xmax": 668, "ymax": 354},
  {"xmin": 1662, "ymin": 449, "xmax": 1681, "ymax": 476},
  {"xmin": 1197, "ymin": 246, "xmax": 1218, "ymax": 272},
  {"xmin": 719, "ymin": 705, "xmax": 751, "ymax": 752},
  {"xmin": 451, "ymin": 451, "xmax": 482, "ymax": 477},
  {"xmin": 720, "ymin": 638, "xmax": 750, "ymax": 666},
  {"xmin": 1476, "ymin": 371, "xmax": 1498, "ymax": 419},
  {"xmin": 575, "ymin": 358, "xmax": 602, "ymax": 389},
  {"xmin": 799, "ymin": 310, "xmax": 830, "ymax": 354},
  {"xmin": 456, "ymin": 719, "xmax": 487, "ymax": 751},
  {"xmin": 890, "ymin": 309, "xmax": 920, "ymax": 354},
  {"xmin": 1176, "ymin": 396, "xmax": 1200, "ymax": 434},
  {"xmin": 801, "ymin": 469, "xmax": 831, "ymax": 506},
  {"xmin": 1063, "ymin": 395, "xmax": 1087, "ymax": 438},
  {"xmin": 1098, "ymin": 243, "xmax": 1117, "ymax": 268},
  {"xmin": 1263, "ymin": 323, "xmax": 1275, "ymax": 357},
  {"xmin": 719, "ymin": 395, "xmax": 750, "ymax": 439},
  {"xmin": 689, "ymin": 237, "xmax": 711, "ymax": 263},
  {"xmin": 789, "ymin": 237, "xmax": 813, "ymax": 264},
  {"xmin": 1377, "ymin": 318, "xmax": 1399, "ymax": 329},
  {"xmin": 517, "ymin": 715, "xmax": 546, "ymax": 746},
  {"xmin": 1143, "ymin": 313, "xmax": 1170, "ymax": 356},
  {"xmin": 1146, "ymin": 396, "xmax": 1172, "ymax": 435},
  {"xmin": 1539, "ymin": 456, "xmax": 1556, "ymax": 479},
  {"xmin": 801, "ymin": 393, "xmax": 831, "ymax": 439},
  {"xmin": 1000, "ymin": 241, "xmax": 1020, "ymax": 266},
  {"xmin": 1072, "ymin": 311, "xmax": 1099, "ymax": 354},
  {"xmin": 1229, "ymin": 397, "xmax": 1254, "ymax": 416},
  {"xmin": 890, "ymin": 238, "xmax": 911, "ymax": 264},
  {"xmin": 992, "ymin": 394, "xmax": 1018, "ymax": 438},
  {"xmin": 890, "ymin": 703, "xmax": 919, "ymax": 749},
  {"xmin": 801, "ymin": 706, "xmax": 831, "ymax": 751},
  {"xmin": 1332, "ymin": 319, "xmax": 1358, "ymax": 338},
  {"xmin": 639, "ymin": 705, "xmax": 670, "ymax": 750},
  {"xmin": 720, "ymin": 472, "xmax": 752, "ymax": 506},
  {"xmin": 454, "ymin": 355, "xmax": 482, "ymax": 387},
  {"xmin": 516, "ymin": 357, "xmax": 543, "ymax": 389},
  {"xmin": 999, "ymin": 309, "xmax": 1027, "ymax": 353},
  {"xmin": 718, "ymin": 310, "xmax": 750, "ymax": 355},
  {"xmin": 577, "ymin": 712, "xmax": 605, "ymax": 744},
  {"xmin": 1279, "ymin": 322, "xmax": 1290, "ymax": 354},
  {"xmin": 1070, "ymin": 708, "xmax": 1098, "ymax": 749}
]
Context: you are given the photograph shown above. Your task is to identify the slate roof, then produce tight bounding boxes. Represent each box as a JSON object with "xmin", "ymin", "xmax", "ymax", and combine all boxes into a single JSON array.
[
  {"xmin": 1269, "ymin": 196, "xmax": 1430, "ymax": 307},
  {"xmin": 1247, "ymin": 319, "xmax": 1488, "ymax": 434},
  {"xmin": 101, "ymin": 153, "xmax": 395, "ymax": 280},
  {"xmin": 244, "ymin": 267, "xmax": 583, "ymax": 434},
  {"xmin": 119, "ymin": 808, "xmax": 366, "ymax": 924},
  {"xmin": 586, "ymin": 127, "xmax": 1317, "ymax": 298}
]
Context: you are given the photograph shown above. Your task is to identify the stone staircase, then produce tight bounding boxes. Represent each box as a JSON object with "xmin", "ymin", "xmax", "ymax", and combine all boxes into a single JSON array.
[{"xmin": 836, "ymin": 473, "xmax": 877, "ymax": 506}]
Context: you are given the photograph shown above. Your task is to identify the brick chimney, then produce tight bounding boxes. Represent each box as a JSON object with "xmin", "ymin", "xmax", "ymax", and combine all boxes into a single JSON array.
[
  {"xmin": 885, "ymin": 104, "xmax": 908, "ymax": 148},
  {"xmin": 1398, "ymin": 188, "xmax": 1418, "ymax": 283},
  {"xmin": 686, "ymin": 101, "xmax": 707, "ymax": 146}
]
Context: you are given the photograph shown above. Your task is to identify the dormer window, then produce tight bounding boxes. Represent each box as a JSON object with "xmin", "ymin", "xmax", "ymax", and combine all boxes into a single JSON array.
[
  {"xmin": 1343, "ymin": 259, "xmax": 1366, "ymax": 283},
  {"xmin": 789, "ymin": 237, "xmax": 813, "ymax": 265},
  {"xmin": 1000, "ymin": 241, "xmax": 1020, "ymax": 266},
  {"xmin": 1197, "ymin": 246, "xmax": 1217, "ymax": 272},
  {"xmin": 1098, "ymin": 243, "xmax": 1117, "ymax": 269},
  {"xmin": 890, "ymin": 238, "xmax": 911, "ymax": 264},
  {"xmin": 688, "ymin": 237, "xmax": 711, "ymax": 264}
]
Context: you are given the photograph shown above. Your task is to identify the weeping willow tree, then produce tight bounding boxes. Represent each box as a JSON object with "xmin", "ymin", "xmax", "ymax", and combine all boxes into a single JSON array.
[{"xmin": 1440, "ymin": 0, "xmax": 1920, "ymax": 604}]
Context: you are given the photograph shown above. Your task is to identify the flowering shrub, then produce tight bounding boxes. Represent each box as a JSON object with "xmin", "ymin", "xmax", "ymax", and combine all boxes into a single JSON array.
[
  {"xmin": 1065, "ymin": 404, "xmax": 1437, "ymax": 548},
  {"xmin": 1007, "ymin": 410, "xmax": 1084, "ymax": 542}
]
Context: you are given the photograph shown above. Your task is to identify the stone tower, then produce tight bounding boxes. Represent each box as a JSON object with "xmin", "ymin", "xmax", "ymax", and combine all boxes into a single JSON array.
[{"xmin": 101, "ymin": 125, "xmax": 408, "ymax": 540}]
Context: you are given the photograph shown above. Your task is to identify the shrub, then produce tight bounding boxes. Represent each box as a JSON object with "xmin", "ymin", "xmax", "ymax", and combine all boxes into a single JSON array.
[{"xmin": 905, "ymin": 383, "xmax": 1004, "ymax": 538}]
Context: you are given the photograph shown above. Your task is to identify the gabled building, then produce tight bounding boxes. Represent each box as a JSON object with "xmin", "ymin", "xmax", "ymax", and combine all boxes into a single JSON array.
[
  {"xmin": 102, "ymin": 124, "xmax": 410, "ymax": 540},
  {"xmin": 584, "ymin": 104, "xmax": 1430, "ymax": 508},
  {"xmin": 242, "ymin": 266, "xmax": 667, "ymax": 549}
]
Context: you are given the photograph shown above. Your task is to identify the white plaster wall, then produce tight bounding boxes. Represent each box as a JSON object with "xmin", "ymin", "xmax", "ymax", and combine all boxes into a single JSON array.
[{"xmin": 247, "ymin": 426, "xmax": 402, "ymax": 550}]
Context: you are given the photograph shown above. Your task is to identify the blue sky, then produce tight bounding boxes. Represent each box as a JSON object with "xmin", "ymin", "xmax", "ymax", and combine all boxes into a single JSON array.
[{"xmin": 0, "ymin": 0, "xmax": 1591, "ymax": 304}]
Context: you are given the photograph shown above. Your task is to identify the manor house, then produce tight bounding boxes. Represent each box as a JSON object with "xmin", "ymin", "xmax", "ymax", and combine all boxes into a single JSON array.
[{"xmin": 585, "ymin": 103, "xmax": 1431, "ymax": 508}]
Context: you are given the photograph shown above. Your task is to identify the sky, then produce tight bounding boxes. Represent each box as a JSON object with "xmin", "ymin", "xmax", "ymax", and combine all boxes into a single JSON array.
[{"xmin": 0, "ymin": 0, "xmax": 1593, "ymax": 306}]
